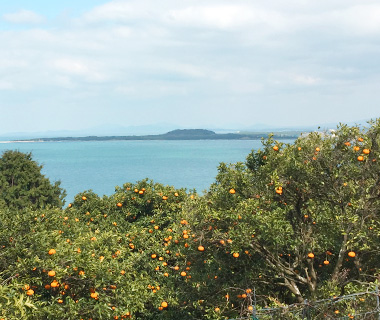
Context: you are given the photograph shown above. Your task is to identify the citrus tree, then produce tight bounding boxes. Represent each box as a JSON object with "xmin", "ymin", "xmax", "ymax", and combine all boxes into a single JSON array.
[{"xmin": 175, "ymin": 119, "xmax": 380, "ymax": 318}]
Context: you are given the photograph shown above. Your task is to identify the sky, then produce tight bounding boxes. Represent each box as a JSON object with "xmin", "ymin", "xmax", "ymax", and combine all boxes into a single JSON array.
[{"xmin": 1, "ymin": 0, "xmax": 380, "ymax": 135}]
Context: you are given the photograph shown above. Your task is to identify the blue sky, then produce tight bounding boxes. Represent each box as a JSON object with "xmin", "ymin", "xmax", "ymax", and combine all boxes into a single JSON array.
[{"xmin": 1, "ymin": 0, "xmax": 380, "ymax": 135}]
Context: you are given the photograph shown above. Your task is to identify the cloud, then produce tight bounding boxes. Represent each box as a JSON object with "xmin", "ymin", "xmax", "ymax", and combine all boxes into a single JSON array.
[
  {"xmin": 166, "ymin": 5, "xmax": 256, "ymax": 29},
  {"xmin": 1, "ymin": 0, "xmax": 380, "ymax": 133},
  {"xmin": 2, "ymin": 10, "xmax": 45, "ymax": 24},
  {"xmin": 81, "ymin": 0, "xmax": 150, "ymax": 23},
  {"xmin": 0, "ymin": 81, "xmax": 13, "ymax": 90},
  {"xmin": 292, "ymin": 75, "xmax": 321, "ymax": 85}
]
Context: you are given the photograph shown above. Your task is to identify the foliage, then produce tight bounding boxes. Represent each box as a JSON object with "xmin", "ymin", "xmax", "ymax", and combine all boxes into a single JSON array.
[
  {"xmin": 0, "ymin": 150, "xmax": 66, "ymax": 210},
  {"xmin": 0, "ymin": 119, "xmax": 380, "ymax": 319}
]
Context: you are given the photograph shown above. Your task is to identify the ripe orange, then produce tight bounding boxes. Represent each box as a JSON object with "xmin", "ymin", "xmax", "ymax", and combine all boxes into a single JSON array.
[
  {"xmin": 151, "ymin": 254, "xmax": 157, "ymax": 259},
  {"xmin": 307, "ymin": 253, "xmax": 315, "ymax": 259},
  {"xmin": 48, "ymin": 270, "xmax": 56, "ymax": 277},
  {"xmin": 323, "ymin": 260, "xmax": 330, "ymax": 265},
  {"xmin": 90, "ymin": 292, "xmax": 98, "ymax": 299},
  {"xmin": 48, "ymin": 249, "xmax": 56, "ymax": 255},
  {"xmin": 198, "ymin": 245, "xmax": 205, "ymax": 252},
  {"xmin": 348, "ymin": 251, "xmax": 356, "ymax": 258},
  {"xmin": 363, "ymin": 148, "xmax": 370, "ymax": 154},
  {"xmin": 180, "ymin": 271, "xmax": 187, "ymax": 276},
  {"xmin": 315, "ymin": 147, "xmax": 320, "ymax": 152},
  {"xmin": 358, "ymin": 137, "xmax": 364, "ymax": 142},
  {"xmin": 116, "ymin": 202, "xmax": 122, "ymax": 207},
  {"xmin": 233, "ymin": 252, "xmax": 239, "ymax": 258},
  {"xmin": 229, "ymin": 188, "xmax": 236, "ymax": 194},
  {"xmin": 357, "ymin": 155, "xmax": 364, "ymax": 161},
  {"xmin": 275, "ymin": 187, "xmax": 283, "ymax": 195},
  {"xmin": 273, "ymin": 145, "xmax": 279, "ymax": 151},
  {"xmin": 82, "ymin": 196, "xmax": 87, "ymax": 201},
  {"xmin": 161, "ymin": 301, "xmax": 168, "ymax": 308},
  {"xmin": 26, "ymin": 289, "xmax": 34, "ymax": 296}
]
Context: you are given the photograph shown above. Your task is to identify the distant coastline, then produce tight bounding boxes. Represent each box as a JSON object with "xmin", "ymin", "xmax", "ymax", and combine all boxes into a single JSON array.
[{"xmin": 10, "ymin": 129, "xmax": 301, "ymax": 142}]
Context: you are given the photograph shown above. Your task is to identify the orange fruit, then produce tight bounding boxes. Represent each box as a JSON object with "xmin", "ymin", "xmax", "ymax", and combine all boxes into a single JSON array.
[
  {"xmin": 307, "ymin": 253, "xmax": 315, "ymax": 259},
  {"xmin": 273, "ymin": 145, "xmax": 279, "ymax": 151},
  {"xmin": 48, "ymin": 270, "xmax": 56, "ymax": 277},
  {"xmin": 363, "ymin": 148, "xmax": 370, "ymax": 154},
  {"xmin": 116, "ymin": 202, "xmax": 122, "ymax": 207},
  {"xmin": 323, "ymin": 260, "xmax": 330, "ymax": 265},
  {"xmin": 48, "ymin": 249, "xmax": 56, "ymax": 255},
  {"xmin": 161, "ymin": 301, "xmax": 168, "ymax": 308},
  {"xmin": 90, "ymin": 292, "xmax": 98, "ymax": 299},
  {"xmin": 233, "ymin": 252, "xmax": 239, "ymax": 258},
  {"xmin": 180, "ymin": 271, "xmax": 187, "ymax": 276},
  {"xmin": 348, "ymin": 251, "xmax": 356, "ymax": 258},
  {"xmin": 198, "ymin": 245, "xmax": 205, "ymax": 252},
  {"xmin": 357, "ymin": 155, "xmax": 364, "ymax": 161},
  {"xmin": 229, "ymin": 188, "xmax": 236, "ymax": 194},
  {"xmin": 82, "ymin": 196, "xmax": 87, "ymax": 201},
  {"xmin": 26, "ymin": 289, "xmax": 34, "ymax": 296}
]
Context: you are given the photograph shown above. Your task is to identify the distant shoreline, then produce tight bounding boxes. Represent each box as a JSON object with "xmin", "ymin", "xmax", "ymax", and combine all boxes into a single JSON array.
[{"xmin": 7, "ymin": 129, "xmax": 301, "ymax": 142}]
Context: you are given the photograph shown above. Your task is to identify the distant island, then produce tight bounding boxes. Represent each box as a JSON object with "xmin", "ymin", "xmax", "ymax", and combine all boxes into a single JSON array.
[{"xmin": 14, "ymin": 129, "xmax": 301, "ymax": 142}]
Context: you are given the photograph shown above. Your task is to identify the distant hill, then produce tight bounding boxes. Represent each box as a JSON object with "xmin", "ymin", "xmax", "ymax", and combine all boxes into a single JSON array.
[{"xmin": 14, "ymin": 129, "xmax": 300, "ymax": 142}]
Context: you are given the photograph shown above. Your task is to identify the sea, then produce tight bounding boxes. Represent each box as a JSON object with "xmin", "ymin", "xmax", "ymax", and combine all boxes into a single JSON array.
[{"xmin": 0, "ymin": 139, "xmax": 295, "ymax": 203}]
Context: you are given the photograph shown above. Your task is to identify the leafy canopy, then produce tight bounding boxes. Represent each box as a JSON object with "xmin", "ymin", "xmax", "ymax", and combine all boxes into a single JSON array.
[{"xmin": 0, "ymin": 150, "xmax": 66, "ymax": 209}]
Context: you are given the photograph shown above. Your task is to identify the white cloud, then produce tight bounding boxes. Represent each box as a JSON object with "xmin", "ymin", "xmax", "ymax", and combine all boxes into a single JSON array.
[
  {"xmin": 292, "ymin": 75, "xmax": 321, "ymax": 85},
  {"xmin": 53, "ymin": 59, "xmax": 89, "ymax": 75},
  {"xmin": 3, "ymin": 10, "xmax": 45, "ymax": 24},
  {"xmin": 0, "ymin": 81, "xmax": 14, "ymax": 90},
  {"xmin": 337, "ymin": 4, "xmax": 380, "ymax": 35},
  {"xmin": 166, "ymin": 5, "xmax": 256, "ymax": 29},
  {"xmin": 81, "ymin": 0, "xmax": 150, "ymax": 23}
]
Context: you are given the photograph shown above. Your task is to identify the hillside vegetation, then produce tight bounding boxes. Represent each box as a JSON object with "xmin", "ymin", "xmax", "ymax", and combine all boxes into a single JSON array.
[{"xmin": 0, "ymin": 119, "xmax": 380, "ymax": 319}]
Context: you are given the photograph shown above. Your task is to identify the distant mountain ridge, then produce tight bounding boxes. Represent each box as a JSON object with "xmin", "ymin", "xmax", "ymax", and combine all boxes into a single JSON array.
[{"xmin": 15, "ymin": 129, "xmax": 300, "ymax": 142}]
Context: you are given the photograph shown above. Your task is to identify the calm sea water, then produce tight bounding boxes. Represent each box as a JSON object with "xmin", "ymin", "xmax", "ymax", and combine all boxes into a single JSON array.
[{"xmin": 0, "ymin": 139, "xmax": 294, "ymax": 202}]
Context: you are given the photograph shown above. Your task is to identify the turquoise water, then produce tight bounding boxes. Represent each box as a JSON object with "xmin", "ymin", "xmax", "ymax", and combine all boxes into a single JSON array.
[{"xmin": 0, "ymin": 139, "xmax": 294, "ymax": 202}]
